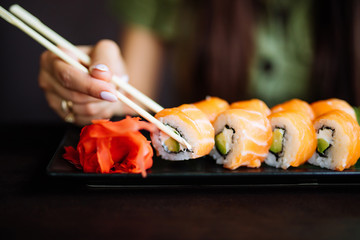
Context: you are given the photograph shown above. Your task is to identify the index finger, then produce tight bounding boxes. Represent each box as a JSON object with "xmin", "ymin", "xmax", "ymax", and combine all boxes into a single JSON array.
[
  {"xmin": 53, "ymin": 58, "xmax": 119, "ymax": 102},
  {"xmin": 89, "ymin": 40, "xmax": 127, "ymax": 82}
]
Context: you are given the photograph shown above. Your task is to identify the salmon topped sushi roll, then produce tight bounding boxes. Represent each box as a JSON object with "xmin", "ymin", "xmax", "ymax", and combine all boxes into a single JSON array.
[
  {"xmin": 265, "ymin": 111, "xmax": 317, "ymax": 169},
  {"xmin": 308, "ymin": 110, "xmax": 360, "ymax": 171},
  {"xmin": 210, "ymin": 109, "xmax": 273, "ymax": 169},
  {"xmin": 193, "ymin": 96, "xmax": 229, "ymax": 124},
  {"xmin": 151, "ymin": 104, "xmax": 215, "ymax": 160},
  {"xmin": 271, "ymin": 98, "xmax": 315, "ymax": 121},
  {"xmin": 230, "ymin": 99, "xmax": 271, "ymax": 116},
  {"xmin": 311, "ymin": 98, "xmax": 357, "ymax": 121}
]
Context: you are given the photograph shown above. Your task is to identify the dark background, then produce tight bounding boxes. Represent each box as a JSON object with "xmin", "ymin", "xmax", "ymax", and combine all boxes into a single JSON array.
[
  {"xmin": 0, "ymin": 0, "xmax": 121, "ymax": 124},
  {"xmin": 3, "ymin": 2, "xmax": 360, "ymax": 239}
]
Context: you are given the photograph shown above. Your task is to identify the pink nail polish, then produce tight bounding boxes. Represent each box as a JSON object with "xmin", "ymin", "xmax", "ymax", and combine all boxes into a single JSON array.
[
  {"xmin": 100, "ymin": 91, "xmax": 117, "ymax": 102},
  {"xmin": 90, "ymin": 64, "xmax": 109, "ymax": 72}
]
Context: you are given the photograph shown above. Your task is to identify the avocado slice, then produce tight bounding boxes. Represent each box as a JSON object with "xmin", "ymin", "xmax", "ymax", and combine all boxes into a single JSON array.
[
  {"xmin": 317, "ymin": 138, "xmax": 330, "ymax": 154},
  {"xmin": 215, "ymin": 132, "xmax": 228, "ymax": 155},
  {"xmin": 164, "ymin": 137, "xmax": 180, "ymax": 153},
  {"xmin": 162, "ymin": 127, "xmax": 182, "ymax": 153},
  {"xmin": 270, "ymin": 128, "xmax": 284, "ymax": 154},
  {"xmin": 215, "ymin": 127, "xmax": 234, "ymax": 156}
]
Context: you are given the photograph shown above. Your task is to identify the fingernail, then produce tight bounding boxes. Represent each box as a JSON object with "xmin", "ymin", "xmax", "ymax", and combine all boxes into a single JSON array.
[
  {"xmin": 90, "ymin": 64, "xmax": 109, "ymax": 72},
  {"xmin": 100, "ymin": 91, "xmax": 118, "ymax": 102},
  {"xmin": 119, "ymin": 74, "xmax": 129, "ymax": 82}
]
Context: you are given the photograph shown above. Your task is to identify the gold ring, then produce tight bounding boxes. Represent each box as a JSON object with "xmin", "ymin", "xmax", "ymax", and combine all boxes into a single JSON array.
[
  {"xmin": 64, "ymin": 112, "xmax": 75, "ymax": 123},
  {"xmin": 61, "ymin": 100, "xmax": 75, "ymax": 123},
  {"xmin": 61, "ymin": 99, "xmax": 68, "ymax": 113},
  {"xmin": 61, "ymin": 100, "xmax": 74, "ymax": 113}
]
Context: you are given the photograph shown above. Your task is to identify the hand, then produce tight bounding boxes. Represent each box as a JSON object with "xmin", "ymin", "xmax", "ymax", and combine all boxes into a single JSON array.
[{"xmin": 38, "ymin": 39, "xmax": 130, "ymax": 126}]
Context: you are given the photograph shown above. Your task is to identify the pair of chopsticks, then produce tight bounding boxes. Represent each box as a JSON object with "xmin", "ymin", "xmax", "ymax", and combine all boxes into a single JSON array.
[{"xmin": 0, "ymin": 4, "xmax": 192, "ymax": 150}]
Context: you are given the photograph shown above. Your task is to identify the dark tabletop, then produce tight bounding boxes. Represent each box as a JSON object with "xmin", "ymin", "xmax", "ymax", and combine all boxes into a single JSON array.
[{"xmin": 1, "ymin": 124, "xmax": 360, "ymax": 240}]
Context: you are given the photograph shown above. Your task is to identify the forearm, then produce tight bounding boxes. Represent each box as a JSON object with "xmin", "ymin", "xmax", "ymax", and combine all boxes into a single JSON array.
[{"xmin": 120, "ymin": 26, "xmax": 165, "ymax": 103}]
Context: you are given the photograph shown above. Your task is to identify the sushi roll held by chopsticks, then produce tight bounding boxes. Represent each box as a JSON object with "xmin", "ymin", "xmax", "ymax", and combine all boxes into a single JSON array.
[
  {"xmin": 308, "ymin": 110, "xmax": 360, "ymax": 171},
  {"xmin": 150, "ymin": 104, "xmax": 215, "ymax": 161}
]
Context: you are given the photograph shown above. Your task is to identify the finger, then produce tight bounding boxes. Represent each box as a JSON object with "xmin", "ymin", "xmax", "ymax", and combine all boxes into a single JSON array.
[
  {"xmin": 76, "ymin": 45, "xmax": 92, "ymax": 65},
  {"xmin": 88, "ymin": 40, "xmax": 127, "ymax": 81},
  {"xmin": 72, "ymin": 100, "xmax": 120, "ymax": 117},
  {"xmin": 47, "ymin": 92, "xmax": 119, "ymax": 126},
  {"xmin": 68, "ymin": 101, "xmax": 120, "ymax": 126},
  {"xmin": 39, "ymin": 50, "xmax": 58, "ymax": 77},
  {"xmin": 77, "ymin": 45, "xmax": 92, "ymax": 55},
  {"xmin": 52, "ymin": 58, "xmax": 119, "ymax": 102},
  {"xmin": 40, "ymin": 46, "xmax": 91, "ymax": 77},
  {"xmin": 39, "ymin": 49, "xmax": 106, "ymax": 104},
  {"xmin": 60, "ymin": 45, "xmax": 93, "ymax": 67},
  {"xmin": 89, "ymin": 63, "xmax": 112, "ymax": 83},
  {"xmin": 39, "ymin": 69, "xmax": 101, "ymax": 104}
]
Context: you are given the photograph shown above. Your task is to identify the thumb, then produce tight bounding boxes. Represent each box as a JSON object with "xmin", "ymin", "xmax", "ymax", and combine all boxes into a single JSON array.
[
  {"xmin": 89, "ymin": 63, "xmax": 112, "ymax": 82},
  {"xmin": 88, "ymin": 40, "xmax": 127, "ymax": 82}
]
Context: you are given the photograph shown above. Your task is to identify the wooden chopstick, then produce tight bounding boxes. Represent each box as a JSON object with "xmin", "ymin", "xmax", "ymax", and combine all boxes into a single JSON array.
[
  {"xmin": 9, "ymin": 4, "xmax": 164, "ymax": 114},
  {"xmin": 0, "ymin": 6, "xmax": 192, "ymax": 150}
]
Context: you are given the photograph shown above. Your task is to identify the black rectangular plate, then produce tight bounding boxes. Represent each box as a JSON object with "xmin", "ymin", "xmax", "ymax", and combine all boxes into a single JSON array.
[{"xmin": 46, "ymin": 127, "xmax": 360, "ymax": 187}]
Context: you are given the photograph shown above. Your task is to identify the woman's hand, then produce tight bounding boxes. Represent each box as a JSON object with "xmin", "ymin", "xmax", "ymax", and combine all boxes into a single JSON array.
[{"xmin": 38, "ymin": 39, "xmax": 129, "ymax": 126}]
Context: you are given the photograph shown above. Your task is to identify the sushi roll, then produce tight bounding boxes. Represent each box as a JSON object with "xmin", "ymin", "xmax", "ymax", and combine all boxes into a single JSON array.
[
  {"xmin": 230, "ymin": 99, "xmax": 271, "ymax": 116},
  {"xmin": 311, "ymin": 98, "xmax": 357, "ymax": 121},
  {"xmin": 308, "ymin": 110, "xmax": 360, "ymax": 171},
  {"xmin": 271, "ymin": 98, "xmax": 315, "ymax": 121},
  {"xmin": 265, "ymin": 111, "xmax": 317, "ymax": 169},
  {"xmin": 193, "ymin": 96, "xmax": 229, "ymax": 124},
  {"xmin": 151, "ymin": 104, "xmax": 215, "ymax": 160},
  {"xmin": 210, "ymin": 109, "xmax": 272, "ymax": 169}
]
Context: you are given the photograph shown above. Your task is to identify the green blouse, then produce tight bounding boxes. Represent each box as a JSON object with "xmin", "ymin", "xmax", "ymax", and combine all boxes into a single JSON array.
[{"xmin": 110, "ymin": 0, "xmax": 313, "ymax": 107}]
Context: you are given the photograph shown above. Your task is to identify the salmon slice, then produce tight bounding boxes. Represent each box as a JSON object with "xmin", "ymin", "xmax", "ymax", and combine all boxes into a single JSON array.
[
  {"xmin": 271, "ymin": 98, "xmax": 315, "ymax": 121},
  {"xmin": 193, "ymin": 96, "xmax": 230, "ymax": 124},
  {"xmin": 230, "ymin": 99, "xmax": 271, "ymax": 116},
  {"xmin": 311, "ymin": 98, "xmax": 356, "ymax": 121}
]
